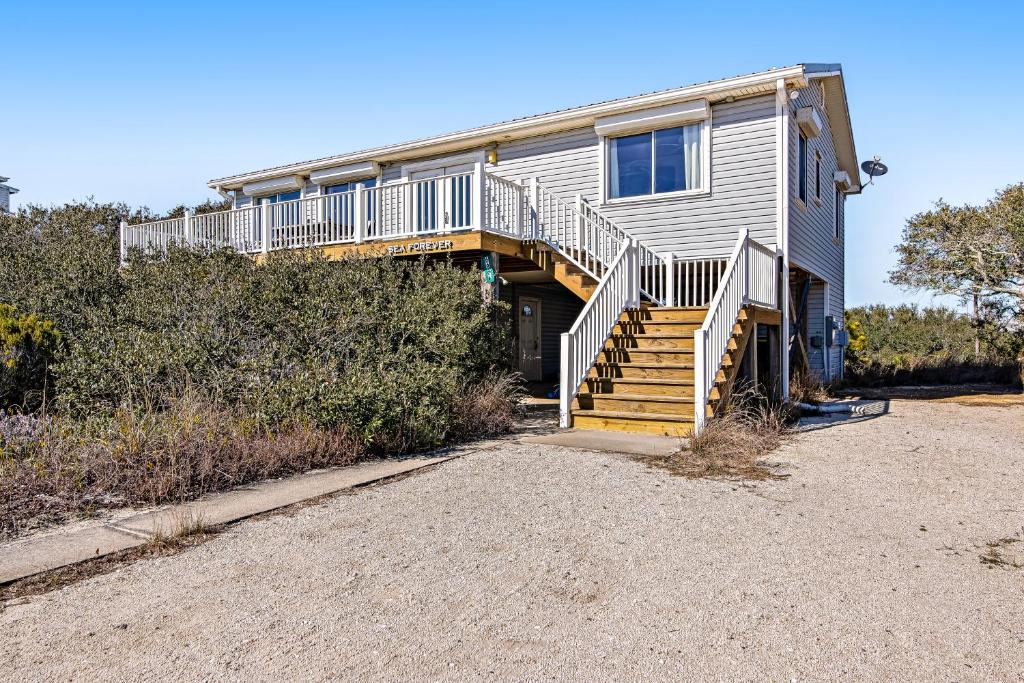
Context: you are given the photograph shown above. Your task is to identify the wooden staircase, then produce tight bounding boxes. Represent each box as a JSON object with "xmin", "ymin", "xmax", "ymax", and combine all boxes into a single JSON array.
[
  {"xmin": 571, "ymin": 307, "xmax": 703, "ymax": 437},
  {"xmin": 517, "ymin": 241, "xmax": 599, "ymax": 301},
  {"xmin": 570, "ymin": 305, "xmax": 758, "ymax": 437}
]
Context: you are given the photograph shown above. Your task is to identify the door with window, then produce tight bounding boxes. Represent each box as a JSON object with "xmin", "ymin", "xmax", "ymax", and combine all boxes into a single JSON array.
[
  {"xmin": 409, "ymin": 163, "xmax": 473, "ymax": 233},
  {"xmin": 517, "ymin": 298, "xmax": 543, "ymax": 381}
]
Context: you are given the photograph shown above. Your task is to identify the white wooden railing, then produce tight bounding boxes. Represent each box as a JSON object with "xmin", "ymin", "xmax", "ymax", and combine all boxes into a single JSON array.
[
  {"xmin": 692, "ymin": 229, "xmax": 778, "ymax": 432},
  {"xmin": 558, "ymin": 239, "xmax": 639, "ymax": 428},
  {"xmin": 121, "ymin": 167, "xmax": 489, "ymax": 260}
]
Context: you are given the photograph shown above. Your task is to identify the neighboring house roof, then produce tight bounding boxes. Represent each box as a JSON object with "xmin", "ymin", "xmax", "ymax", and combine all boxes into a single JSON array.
[{"xmin": 208, "ymin": 63, "xmax": 860, "ymax": 192}]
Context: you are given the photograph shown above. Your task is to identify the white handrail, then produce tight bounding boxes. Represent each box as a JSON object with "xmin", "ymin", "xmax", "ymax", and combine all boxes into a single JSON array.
[
  {"xmin": 558, "ymin": 239, "xmax": 639, "ymax": 428},
  {"xmin": 693, "ymin": 229, "xmax": 778, "ymax": 432},
  {"xmin": 575, "ymin": 199, "xmax": 669, "ymax": 305}
]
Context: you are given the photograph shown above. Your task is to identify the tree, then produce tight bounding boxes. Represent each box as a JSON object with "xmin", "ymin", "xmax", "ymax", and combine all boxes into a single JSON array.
[{"xmin": 890, "ymin": 183, "xmax": 1024, "ymax": 385}]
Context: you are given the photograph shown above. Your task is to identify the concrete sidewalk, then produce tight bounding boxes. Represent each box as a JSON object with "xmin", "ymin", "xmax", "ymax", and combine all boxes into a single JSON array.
[{"xmin": 0, "ymin": 455, "xmax": 455, "ymax": 585}]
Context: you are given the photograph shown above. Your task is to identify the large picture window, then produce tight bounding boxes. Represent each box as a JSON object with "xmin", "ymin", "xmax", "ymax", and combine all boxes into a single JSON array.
[{"xmin": 608, "ymin": 123, "xmax": 703, "ymax": 200}]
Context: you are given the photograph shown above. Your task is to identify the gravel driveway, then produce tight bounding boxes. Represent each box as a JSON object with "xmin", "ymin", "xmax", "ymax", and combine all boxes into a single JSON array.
[{"xmin": 3, "ymin": 399, "xmax": 1023, "ymax": 681}]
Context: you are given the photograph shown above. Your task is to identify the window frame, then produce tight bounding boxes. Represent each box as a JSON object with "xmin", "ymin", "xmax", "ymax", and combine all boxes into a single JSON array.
[
  {"xmin": 797, "ymin": 131, "xmax": 808, "ymax": 206},
  {"xmin": 814, "ymin": 150, "xmax": 822, "ymax": 204},
  {"xmin": 323, "ymin": 176, "xmax": 377, "ymax": 195},
  {"xmin": 600, "ymin": 116, "xmax": 711, "ymax": 205}
]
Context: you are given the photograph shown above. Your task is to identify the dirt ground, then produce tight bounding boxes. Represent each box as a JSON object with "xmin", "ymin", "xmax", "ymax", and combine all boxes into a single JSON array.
[{"xmin": 2, "ymin": 398, "xmax": 1023, "ymax": 681}]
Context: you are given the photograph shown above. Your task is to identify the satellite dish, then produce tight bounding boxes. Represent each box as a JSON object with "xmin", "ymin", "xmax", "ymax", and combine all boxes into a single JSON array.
[{"xmin": 860, "ymin": 157, "xmax": 888, "ymax": 179}]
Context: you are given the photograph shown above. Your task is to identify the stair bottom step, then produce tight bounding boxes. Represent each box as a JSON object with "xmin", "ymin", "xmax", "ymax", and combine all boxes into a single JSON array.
[{"xmin": 572, "ymin": 410, "xmax": 694, "ymax": 437}]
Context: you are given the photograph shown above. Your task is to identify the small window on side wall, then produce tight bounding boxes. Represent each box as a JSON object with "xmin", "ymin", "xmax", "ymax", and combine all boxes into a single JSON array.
[
  {"xmin": 607, "ymin": 122, "xmax": 704, "ymax": 200},
  {"xmin": 814, "ymin": 151, "xmax": 822, "ymax": 201},
  {"xmin": 797, "ymin": 132, "xmax": 808, "ymax": 204}
]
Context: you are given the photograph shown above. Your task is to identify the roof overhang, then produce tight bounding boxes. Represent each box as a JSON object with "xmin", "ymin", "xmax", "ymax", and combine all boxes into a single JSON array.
[
  {"xmin": 209, "ymin": 65, "xmax": 811, "ymax": 191},
  {"xmin": 804, "ymin": 64, "xmax": 861, "ymax": 193}
]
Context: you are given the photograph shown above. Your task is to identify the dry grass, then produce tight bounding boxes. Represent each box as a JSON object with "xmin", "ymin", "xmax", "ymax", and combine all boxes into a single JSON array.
[
  {"xmin": 979, "ymin": 529, "xmax": 1024, "ymax": 571},
  {"xmin": 452, "ymin": 372, "xmax": 526, "ymax": 441},
  {"xmin": 789, "ymin": 371, "xmax": 832, "ymax": 404},
  {"xmin": 0, "ymin": 392, "xmax": 363, "ymax": 541},
  {"xmin": 638, "ymin": 389, "xmax": 794, "ymax": 481},
  {"xmin": 149, "ymin": 507, "xmax": 207, "ymax": 549}
]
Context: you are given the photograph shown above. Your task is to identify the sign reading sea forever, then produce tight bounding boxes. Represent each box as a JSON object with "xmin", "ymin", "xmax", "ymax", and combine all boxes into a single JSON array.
[{"xmin": 386, "ymin": 239, "xmax": 455, "ymax": 255}]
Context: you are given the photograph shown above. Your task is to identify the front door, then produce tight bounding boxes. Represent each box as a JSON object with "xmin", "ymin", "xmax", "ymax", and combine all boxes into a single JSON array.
[
  {"xmin": 409, "ymin": 163, "xmax": 474, "ymax": 233},
  {"xmin": 518, "ymin": 297, "xmax": 543, "ymax": 381}
]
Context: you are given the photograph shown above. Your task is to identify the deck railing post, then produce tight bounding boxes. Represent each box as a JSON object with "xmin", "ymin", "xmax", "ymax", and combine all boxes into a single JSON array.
[
  {"xmin": 529, "ymin": 177, "xmax": 540, "ymax": 240},
  {"xmin": 119, "ymin": 220, "xmax": 127, "ymax": 265},
  {"xmin": 183, "ymin": 209, "xmax": 194, "ymax": 247},
  {"xmin": 261, "ymin": 202, "xmax": 271, "ymax": 254},
  {"xmin": 740, "ymin": 228, "xmax": 750, "ymax": 304},
  {"xmin": 574, "ymin": 193, "xmax": 584, "ymax": 253},
  {"xmin": 663, "ymin": 252, "xmax": 675, "ymax": 307},
  {"xmin": 559, "ymin": 332, "xmax": 573, "ymax": 428},
  {"xmin": 353, "ymin": 184, "xmax": 365, "ymax": 243},
  {"xmin": 694, "ymin": 330, "xmax": 706, "ymax": 432},
  {"xmin": 472, "ymin": 161, "xmax": 485, "ymax": 231}
]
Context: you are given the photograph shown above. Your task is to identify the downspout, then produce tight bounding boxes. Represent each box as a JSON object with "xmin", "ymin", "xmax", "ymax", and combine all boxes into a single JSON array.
[{"xmin": 775, "ymin": 79, "xmax": 792, "ymax": 400}]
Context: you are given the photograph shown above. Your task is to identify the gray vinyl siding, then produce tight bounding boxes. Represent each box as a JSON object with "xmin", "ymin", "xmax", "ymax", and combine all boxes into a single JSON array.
[
  {"xmin": 511, "ymin": 282, "xmax": 584, "ymax": 380},
  {"xmin": 376, "ymin": 95, "xmax": 779, "ymax": 260},
  {"xmin": 806, "ymin": 282, "xmax": 826, "ymax": 376},
  {"xmin": 788, "ymin": 82, "xmax": 845, "ymax": 379}
]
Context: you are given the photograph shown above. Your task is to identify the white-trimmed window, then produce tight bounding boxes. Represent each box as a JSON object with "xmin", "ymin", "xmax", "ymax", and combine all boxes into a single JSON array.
[
  {"xmin": 814, "ymin": 151, "xmax": 822, "ymax": 202},
  {"xmin": 606, "ymin": 122, "xmax": 706, "ymax": 200},
  {"xmin": 797, "ymin": 132, "xmax": 808, "ymax": 204},
  {"xmin": 324, "ymin": 177, "xmax": 376, "ymax": 195}
]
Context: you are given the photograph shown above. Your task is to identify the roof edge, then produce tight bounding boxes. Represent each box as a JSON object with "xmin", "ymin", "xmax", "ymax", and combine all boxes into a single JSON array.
[{"xmin": 208, "ymin": 65, "xmax": 809, "ymax": 190}]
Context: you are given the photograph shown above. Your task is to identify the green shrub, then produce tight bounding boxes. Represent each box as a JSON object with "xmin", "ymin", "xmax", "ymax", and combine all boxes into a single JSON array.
[
  {"xmin": 844, "ymin": 304, "xmax": 1021, "ymax": 387},
  {"xmin": 0, "ymin": 201, "xmax": 521, "ymax": 536},
  {"xmin": 0, "ymin": 304, "xmax": 61, "ymax": 411}
]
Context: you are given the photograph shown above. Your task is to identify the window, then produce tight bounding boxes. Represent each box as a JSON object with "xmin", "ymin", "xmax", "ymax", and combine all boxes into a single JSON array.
[
  {"xmin": 258, "ymin": 190, "xmax": 302, "ymax": 229},
  {"xmin": 834, "ymin": 188, "xmax": 843, "ymax": 240},
  {"xmin": 797, "ymin": 133, "xmax": 808, "ymax": 203},
  {"xmin": 607, "ymin": 122, "xmax": 703, "ymax": 200},
  {"xmin": 324, "ymin": 177, "xmax": 377, "ymax": 194},
  {"xmin": 258, "ymin": 190, "xmax": 301, "ymax": 205},
  {"xmin": 814, "ymin": 151, "xmax": 822, "ymax": 201}
]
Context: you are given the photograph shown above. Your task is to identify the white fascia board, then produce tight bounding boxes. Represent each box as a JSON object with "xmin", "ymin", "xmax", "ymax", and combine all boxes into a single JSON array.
[
  {"xmin": 241, "ymin": 175, "xmax": 304, "ymax": 197},
  {"xmin": 309, "ymin": 161, "xmax": 378, "ymax": 186},
  {"xmin": 594, "ymin": 99, "xmax": 708, "ymax": 137},
  {"xmin": 208, "ymin": 65, "xmax": 808, "ymax": 189},
  {"xmin": 796, "ymin": 106, "xmax": 823, "ymax": 138}
]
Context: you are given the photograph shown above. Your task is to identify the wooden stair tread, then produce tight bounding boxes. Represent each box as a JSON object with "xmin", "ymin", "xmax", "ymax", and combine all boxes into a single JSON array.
[
  {"xmin": 610, "ymin": 333, "xmax": 694, "ymax": 339},
  {"xmin": 576, "ymin": 392, "xmax": 694, "ymax": 403},
  {"xmin": 572, "ymin": 409, "xmax": 694, "ymax": 423},
  {"xmin": 595, "ymin": 362, "xmax": 695, "ymax": 369},
  {"xmin": 593, "ymin": 377, "xmax": 694, "ymax": 385},
  {"xmin": 605, "ymin": 346, "xmax": 693, "ymax": 353}
]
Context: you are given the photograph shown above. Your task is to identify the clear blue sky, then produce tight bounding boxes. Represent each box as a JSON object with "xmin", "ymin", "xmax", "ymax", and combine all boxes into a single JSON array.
[{"xmin": 6, "ymin": 1, "xmax": 1023, "ymax": 307}]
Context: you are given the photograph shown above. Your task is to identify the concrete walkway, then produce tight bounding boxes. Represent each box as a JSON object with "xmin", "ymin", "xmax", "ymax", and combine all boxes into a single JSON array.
[{"xmin": 0, "ymin": 455, "xmax": 454, "ymax": 585}]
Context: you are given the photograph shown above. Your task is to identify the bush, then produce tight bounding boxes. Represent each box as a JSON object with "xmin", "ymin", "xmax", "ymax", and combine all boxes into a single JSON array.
[
  {"xmin": 0, "ymin": 305, "xmax": 61, "ymax": 411},
  {"xmin": 0, "ymin": 201, "xmax": 521, "ymax": 537},
  {"xmin": 844, "ymin": 304, "xmax": 1021, "ymax": 387}
]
